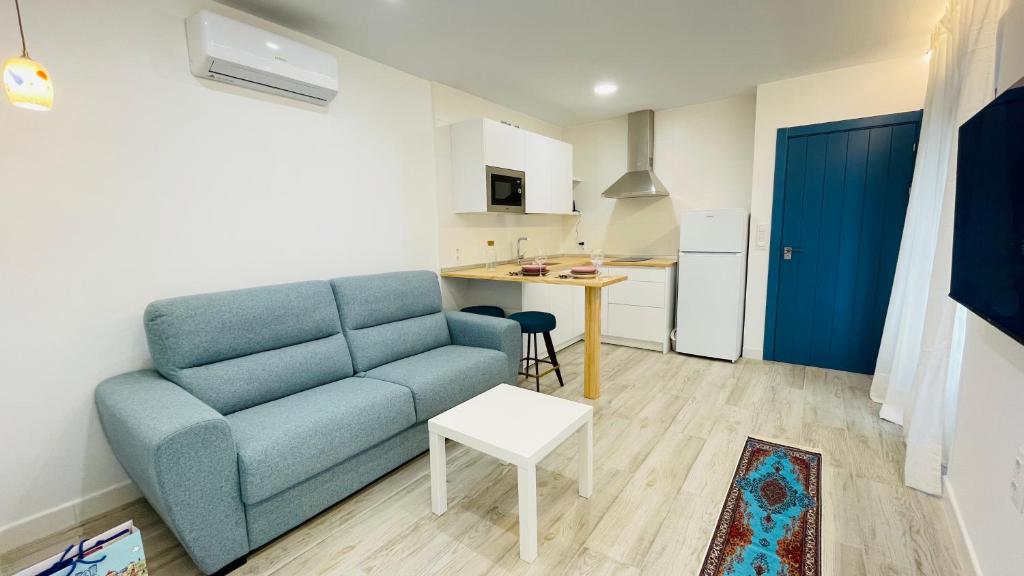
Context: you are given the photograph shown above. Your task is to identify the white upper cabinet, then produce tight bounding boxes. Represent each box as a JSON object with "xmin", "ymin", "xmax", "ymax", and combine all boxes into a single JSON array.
[
  {"xmin": 549, "ymin": 137, "xmax": 573, "ymax": 214},
  {"xmin": 451, "ymin": 118, "xmax": 573, "ymax": 214},
  {"xmin": 524, "ymin": 133, "xmax": 551, "ymax": 214},
  {"xmin": 482, "ymin": 120, "xmax": 525, "ymax": 171},
  {"xmin": 525, "ymin": 133, "xmax": 573, "ymax": 214}
]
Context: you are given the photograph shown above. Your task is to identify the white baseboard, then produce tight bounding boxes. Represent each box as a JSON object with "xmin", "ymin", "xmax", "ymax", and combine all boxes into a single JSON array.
[
  {"xmin": 0, "ymin": 481, "xmax": 141, "ymax": 552},
  {"xmin": 742, "ymin": 346, "xmax": 763, "ymax": 360},
  {"xmin": 943, "ymin": 476, "xmax": 984, "ymax": 576},
  {"xmin": 601, "ymin": 335, "xmax": 665, "ymax": 352}
]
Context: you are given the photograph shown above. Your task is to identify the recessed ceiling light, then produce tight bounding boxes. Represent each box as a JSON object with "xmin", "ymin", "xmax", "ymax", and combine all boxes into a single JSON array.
[
  {"xmin": 266, "ymin": 41, "xmax": 280, "ymax": 50},
  {"xmin": 594, "ymin": 82, "xmax": 618, "ymax": 96}
]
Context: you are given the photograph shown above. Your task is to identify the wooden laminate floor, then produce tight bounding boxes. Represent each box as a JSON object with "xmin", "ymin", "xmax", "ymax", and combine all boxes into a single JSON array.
[{"xmin": 2, "ymin": 343, "xmax": 966, "ymax": 576}]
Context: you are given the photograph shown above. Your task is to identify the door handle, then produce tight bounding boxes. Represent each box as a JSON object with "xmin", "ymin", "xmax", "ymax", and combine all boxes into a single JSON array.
[{"xmin": 783, "ymin": 246, "xmax": 802, "ymax": 260}]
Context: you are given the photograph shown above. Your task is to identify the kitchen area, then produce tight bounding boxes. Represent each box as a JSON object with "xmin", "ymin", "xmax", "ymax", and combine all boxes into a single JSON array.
[{"xmin": 436, "ymin": 95, "xmax": 754, "ymax": 398}]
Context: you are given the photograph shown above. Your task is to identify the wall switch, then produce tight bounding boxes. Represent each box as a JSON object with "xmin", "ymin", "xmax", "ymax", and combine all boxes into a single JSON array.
[{"xmin": 756, "ymin": 223, "xmax": 769, "ymax": 249}]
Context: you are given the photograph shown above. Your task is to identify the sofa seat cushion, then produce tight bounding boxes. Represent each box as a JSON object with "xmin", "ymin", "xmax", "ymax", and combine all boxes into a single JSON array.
[
  {"xmin": 227, "ymin": 377, "xmax": 415, "ymax": 504},
  {"xmin": 366, "ymin": 345, "xmax": 508, "ymax": 422}
]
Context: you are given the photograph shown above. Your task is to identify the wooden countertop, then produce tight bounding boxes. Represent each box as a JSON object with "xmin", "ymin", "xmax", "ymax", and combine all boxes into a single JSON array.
[
  {"xmin": 601, "ymin": 257, "xmax": 677, "ymax": 268},
  {"xmin": 441, "ymin": 256, "xmax": 629, "ymax": 288}
]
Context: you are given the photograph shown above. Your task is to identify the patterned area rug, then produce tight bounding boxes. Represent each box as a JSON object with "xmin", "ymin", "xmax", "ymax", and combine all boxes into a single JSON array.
[{"xmin": 700, "ymin": 437, "xmax": 821, "ymax": 576}]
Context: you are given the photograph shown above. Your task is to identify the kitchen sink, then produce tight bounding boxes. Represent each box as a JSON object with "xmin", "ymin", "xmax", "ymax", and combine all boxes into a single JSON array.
[{"xmin": 610, "ymin": 257, "xmax": 652, "ymax": 263}]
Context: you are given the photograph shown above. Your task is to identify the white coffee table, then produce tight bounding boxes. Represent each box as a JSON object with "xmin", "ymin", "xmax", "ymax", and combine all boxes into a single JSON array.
[{"xmin": 428, "ymin": 383, "xmax": 594, "ymax": 562}]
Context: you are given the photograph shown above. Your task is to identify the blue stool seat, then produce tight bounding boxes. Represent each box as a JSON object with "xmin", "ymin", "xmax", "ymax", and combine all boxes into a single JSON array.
[
  {"xmin": 508, "ymin": 311, "xmax": 563, "ymax": 392},
  {"xmin": 461, "ymin": 305, "xmax": 506, "ymax": 318},
  {"xmin": 508, "ymin": 311, "xmax": 556, "ymax": 333}
]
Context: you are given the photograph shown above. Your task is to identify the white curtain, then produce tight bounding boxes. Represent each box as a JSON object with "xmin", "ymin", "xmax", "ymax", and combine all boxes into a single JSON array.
[{"xmin": 871, "ymin": 0, "xmax": 1006, "ymax": 495}]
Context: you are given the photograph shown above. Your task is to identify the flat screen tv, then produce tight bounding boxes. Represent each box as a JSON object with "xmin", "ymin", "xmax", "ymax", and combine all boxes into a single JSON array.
[{"xmin": 951, "ymin": 78, "xmax": 1024, "ymax": 344}]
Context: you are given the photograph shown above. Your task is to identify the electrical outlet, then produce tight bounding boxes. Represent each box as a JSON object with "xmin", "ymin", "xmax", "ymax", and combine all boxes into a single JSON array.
[
  {"xmin": 1012, "ymin": 446, "xmax": 1024, "ymax": 514},
  {"xmin": 455, "ymin": 248, "xmax": 461, "ymax": 264},
  {"xmin": 1012, "ymin": 479, "xmax": 1024, "ymax": 514}
]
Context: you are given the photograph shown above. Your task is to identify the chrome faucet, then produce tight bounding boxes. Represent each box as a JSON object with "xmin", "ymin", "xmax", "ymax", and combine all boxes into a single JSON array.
[{"xmin": 515, "ymin": 237, "xmax": 528, "ymax": 263}]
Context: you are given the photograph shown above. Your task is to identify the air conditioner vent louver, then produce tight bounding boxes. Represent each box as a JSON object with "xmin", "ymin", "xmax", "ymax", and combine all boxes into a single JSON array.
[{"xmin": 207, "ymin": 60, "xmax": 331, "ymax": 103}]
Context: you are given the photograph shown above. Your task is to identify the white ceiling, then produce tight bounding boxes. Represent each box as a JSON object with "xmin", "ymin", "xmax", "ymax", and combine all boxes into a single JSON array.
[{"xmin": 223, "ymin": 0, "xmax": 944, "ymax": 125}]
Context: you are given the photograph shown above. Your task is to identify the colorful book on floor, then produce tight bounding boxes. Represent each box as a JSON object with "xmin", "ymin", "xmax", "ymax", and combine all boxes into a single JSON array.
[{"xmin": 14, "ymin": 521, "xmax": 147, "ymax": 576}]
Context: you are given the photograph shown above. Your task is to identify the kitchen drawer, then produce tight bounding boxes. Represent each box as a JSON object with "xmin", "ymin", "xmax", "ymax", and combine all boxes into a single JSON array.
[
  {"xmin": 608, "ymin": 280, "xmax": 665, "ymax": 308},
  {"xmin": 607, "ymin": 303, "xmax": 666, "ymax": 343},
  {"xmin": 605, "ymin": 266, "xmax": 665, "ymax": 283}
]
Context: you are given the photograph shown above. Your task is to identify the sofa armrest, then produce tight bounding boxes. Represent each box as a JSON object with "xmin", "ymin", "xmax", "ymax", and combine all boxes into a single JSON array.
[
  {"xmin": 445, "ymin": 311, "xmax": 522, "ymax": 384},
  {"xmin": 95, "ymin": 370, "xmax": 248, "ymax": 574}
]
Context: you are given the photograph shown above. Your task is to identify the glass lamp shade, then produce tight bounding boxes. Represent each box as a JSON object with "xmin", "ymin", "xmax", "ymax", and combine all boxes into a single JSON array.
[{"xmin": 3, "ymin": 56, "xmax": 53, "ymax": 111}]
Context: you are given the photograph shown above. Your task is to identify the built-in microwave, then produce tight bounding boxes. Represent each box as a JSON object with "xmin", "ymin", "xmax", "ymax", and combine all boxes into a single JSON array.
[{"xmin": 486, "ymin": 166, "xmax": 525, "ymax": 213}]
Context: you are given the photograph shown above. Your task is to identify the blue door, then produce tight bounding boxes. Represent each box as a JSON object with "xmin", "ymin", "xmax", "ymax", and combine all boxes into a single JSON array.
[{"xmin": 764, "ymin": 111, "xmax": 922, "ymax": 374}]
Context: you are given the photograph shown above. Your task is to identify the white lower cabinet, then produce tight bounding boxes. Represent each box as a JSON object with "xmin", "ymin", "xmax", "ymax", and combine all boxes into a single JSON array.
[
  {"xmin": 607, "ymin": 280, "xmax": 664, "ymax": 307},
  {"xmin": 523, "ymin": 266, "xmax": 675, "ymax": 355},
  {"xmin": 521, "ymin": 283, "xmax": 584, "ymax": 359},
  {"xmin": 600, "ymin": 266, "xmax": 676, "ymax": 353},
  {"xmin": 607, "ymin": 304, "xmax": 666, "ymax": 342}
]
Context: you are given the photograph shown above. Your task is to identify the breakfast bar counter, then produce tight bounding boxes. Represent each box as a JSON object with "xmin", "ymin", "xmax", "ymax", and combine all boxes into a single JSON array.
[{"xmin": 442, "ymin": 256, "xmax": 634, "ymax": 400}]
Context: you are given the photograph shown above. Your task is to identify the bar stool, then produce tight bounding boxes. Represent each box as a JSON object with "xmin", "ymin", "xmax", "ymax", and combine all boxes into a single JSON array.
[
  {"xmin": 507, "ymin": 311, "xmax": 565, "ymax": 392},
  {"xmin": 460, "ymin": 305, "xmax": 506, "ymax": 318}
]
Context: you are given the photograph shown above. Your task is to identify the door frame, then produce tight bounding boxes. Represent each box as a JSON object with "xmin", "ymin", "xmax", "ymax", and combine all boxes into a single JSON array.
[{"xmin": 762, "ymin": 110, "xmax": 924, "ymax": 362}]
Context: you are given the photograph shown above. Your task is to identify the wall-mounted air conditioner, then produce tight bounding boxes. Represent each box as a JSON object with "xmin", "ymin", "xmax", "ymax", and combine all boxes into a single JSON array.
[{"xmin": 185, "ymin": 10, "xmax": 339, "ymax": 106}]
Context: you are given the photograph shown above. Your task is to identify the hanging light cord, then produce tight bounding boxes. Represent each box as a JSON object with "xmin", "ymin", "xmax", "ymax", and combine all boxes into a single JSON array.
[{"xmin": 14, "ymin": 0, "xmax": 28, "ymax": 57}]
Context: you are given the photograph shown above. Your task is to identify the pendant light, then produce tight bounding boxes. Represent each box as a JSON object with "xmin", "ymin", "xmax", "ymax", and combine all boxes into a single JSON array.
[{"xmin": 3, "ymin": 0, "xmax": 52, "ymax": 110}]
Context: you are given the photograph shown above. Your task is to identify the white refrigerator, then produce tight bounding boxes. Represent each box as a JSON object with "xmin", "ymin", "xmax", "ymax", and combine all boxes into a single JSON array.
[{"xmin": 674, "ymin": 209, "xmax": 749, "ymax": 361}]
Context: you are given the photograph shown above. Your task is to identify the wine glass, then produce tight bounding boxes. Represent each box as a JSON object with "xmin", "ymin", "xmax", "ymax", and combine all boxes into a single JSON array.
[
  {"xmin": 591, "ymin": 248, "xmax": 604, "ymax": 276},
  {"xmin": 534, "ymin": 248, "xmax": 547, "ymax": 267},
  {"xmin": 532, "ymin": 247, "xmax": 548, "ymax": 272}
]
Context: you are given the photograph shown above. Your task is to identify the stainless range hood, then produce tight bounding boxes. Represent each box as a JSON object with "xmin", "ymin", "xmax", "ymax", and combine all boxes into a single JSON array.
[{"xmin": 602, "ymin": 110, "xmax": 669, "ymax": 199}]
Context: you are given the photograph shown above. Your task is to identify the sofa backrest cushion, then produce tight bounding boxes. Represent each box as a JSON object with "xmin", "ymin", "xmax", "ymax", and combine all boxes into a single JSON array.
[
  {"xmin": 144, "ymin": 281, "xmax": 353, "ymax": 415},
  {"xmin": 330, "ymin": 271, "xmax": 451, "ymax": 372}
]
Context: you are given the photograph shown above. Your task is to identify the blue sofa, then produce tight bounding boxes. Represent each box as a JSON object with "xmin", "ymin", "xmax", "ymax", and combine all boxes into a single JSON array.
[{"xmin": 95, "ymin": 271, "xmax": 520, "ymax": 574}]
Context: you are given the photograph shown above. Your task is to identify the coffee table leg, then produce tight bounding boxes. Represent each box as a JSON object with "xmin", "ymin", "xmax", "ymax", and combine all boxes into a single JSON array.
[
  {"xmin": 578, "ymin": 417, "xmax": 593, "ymax": 498},
  {"xmin": 430, "ymin": 431, "xmax": 447, "ymax": 515},
  {"xmin": 517, "ymin": 465, "xmax": 538, "ymax": 562}
]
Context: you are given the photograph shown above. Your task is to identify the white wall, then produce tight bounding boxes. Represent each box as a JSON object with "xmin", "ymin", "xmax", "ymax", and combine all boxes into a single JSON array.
[
  {"xmin": 947, "ymin": 316, "xmax": 1024, "ymax": 575},
  {"xmin": 0, "ymin": 0, "xmax": 439, "ymax": 546},
  {"xmin": 997, "ymin": 0, "xmax": 1024, "ymax": 94},
  {"xmin": 946, "ymin": 6, "xmax": 1024, "ymax": 574},
  {"xmin": 564, "ymin": 94, "xmax": 756, "ymax": 256},
  {"xmin": 742, "ymin": 55, "xmax": 930, "ymax": 359}
]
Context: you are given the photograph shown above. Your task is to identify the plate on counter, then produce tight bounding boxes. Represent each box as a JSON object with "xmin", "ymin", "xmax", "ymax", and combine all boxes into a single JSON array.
[{"xmin": 569, "ymin": 265, "xmax": 597, "ymax": 278}]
